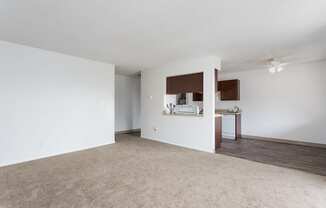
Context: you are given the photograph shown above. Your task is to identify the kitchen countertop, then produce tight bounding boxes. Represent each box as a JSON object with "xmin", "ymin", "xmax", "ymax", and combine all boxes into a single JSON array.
[
  {"xmin": 215, "ymin": 109, "xmax": 241, "ymax": 115},
  {"xmin": 162, "ymin": 112, "xmax": 223, "ymax": 117},
  {"xmin": 162, "ymin": 112, "xmax": 204, "ymax": 117}
]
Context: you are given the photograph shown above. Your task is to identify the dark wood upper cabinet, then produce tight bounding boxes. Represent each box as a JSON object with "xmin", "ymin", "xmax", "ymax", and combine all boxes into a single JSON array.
[
  {"xmin": 218, "ymin": 79, "xmax": 240, "ymax": 100},
  {"xmin": 166, "ymin": 72, "xmax": 203, "ymax": 94}
]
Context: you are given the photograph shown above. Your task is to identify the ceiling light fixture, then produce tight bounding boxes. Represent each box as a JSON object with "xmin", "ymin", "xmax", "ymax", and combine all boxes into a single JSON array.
[
  {"xmin": 268, "ymin": 67, "xmax": 276, "ymax": 74},
  {"xmin": 268, "ymin": 59, "xmax": 285, "ymax": 74},
  {"xmin": 277, "ymin": 66, "xmax": 283, "ymax": 72}
]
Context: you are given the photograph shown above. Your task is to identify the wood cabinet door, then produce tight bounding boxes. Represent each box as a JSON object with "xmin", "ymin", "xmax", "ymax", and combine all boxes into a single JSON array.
[
  {"xmin": 219, "ymin": 79, "xmax": 240, "ymax": 100},
  {"xmin": 235, "ymin": 114, "xmax": 241, "ymax": 140},
  {"xmin": 215, "ymin": 69, "xmax": 219, "ymax": 92},
  {"xmin": 166, "ymin": 72, "xmax": 203, "ymax": 94},
  {"xmin": 215, "ymin": 116, "xmax": 222, "ymax": 149}
]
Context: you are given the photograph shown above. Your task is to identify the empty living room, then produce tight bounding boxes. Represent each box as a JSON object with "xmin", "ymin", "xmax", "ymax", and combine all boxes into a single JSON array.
[{"xmin": 1, "ymin": 1, "xmax": 326, "ymax": 207}]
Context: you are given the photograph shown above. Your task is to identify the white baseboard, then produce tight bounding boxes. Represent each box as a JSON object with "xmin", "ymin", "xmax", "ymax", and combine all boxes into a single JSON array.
[
  {"xmin": 115, "ymin": 128, "xmax": 141, "ymax": 134},
  {"xmin": 141, "ymin": 135, "xmax": 215, "ymax": 153},
  {"xmin": 242, "ymin": 135, "xmax": 326, "ymax": 149},
  {"xmin": 0, "ymin": 140, "xmax": 115, "ymax": 168}
]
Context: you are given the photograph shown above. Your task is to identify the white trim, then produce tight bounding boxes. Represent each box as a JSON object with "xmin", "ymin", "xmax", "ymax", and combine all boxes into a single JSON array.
[{"xmin": 0, "ymin": 140, "xmax": 115, "ymax": 168}]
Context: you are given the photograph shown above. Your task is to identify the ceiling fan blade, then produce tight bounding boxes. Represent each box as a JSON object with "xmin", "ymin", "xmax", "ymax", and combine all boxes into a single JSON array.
[
  {"xmin": 223, "ymin": 54, "xmax": 326, "ymax": 72},
  {"xmin": 279, "ymin": 63, "xmax": 289, "ymax": 66},
  {"xmin": 281, "ymin": 57, "xmax": 326, "ymax": 66}
]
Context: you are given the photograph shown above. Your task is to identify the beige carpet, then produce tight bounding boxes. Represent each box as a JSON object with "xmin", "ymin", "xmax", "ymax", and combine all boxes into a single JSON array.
[{"xmin": 1, "ymin": 134, "xmax": 326, "ymax": 208}]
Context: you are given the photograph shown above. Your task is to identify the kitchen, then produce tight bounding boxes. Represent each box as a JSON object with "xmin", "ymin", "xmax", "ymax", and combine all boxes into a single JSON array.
[{"xmin": 163, "ymin": 70, "xmax": 241, "ymax": 150}]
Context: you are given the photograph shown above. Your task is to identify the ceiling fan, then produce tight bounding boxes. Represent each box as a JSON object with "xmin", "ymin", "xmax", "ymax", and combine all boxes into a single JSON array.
[
  {"xmin": 267, "ymin": 58, "xmax": 288, "ymax": 74},
  {"xmin": 266, "ymin": 55, "xmax": 326, "ymax": 74},
  {"xmin": 224, "ymin": 55, "xmax": 326, "ymax": 74}
]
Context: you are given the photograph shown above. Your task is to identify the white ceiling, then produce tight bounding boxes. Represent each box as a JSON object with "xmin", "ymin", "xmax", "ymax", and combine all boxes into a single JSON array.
[{"xmin": 1, "ymin": 0, "xmax": 326, "ymax": 74}]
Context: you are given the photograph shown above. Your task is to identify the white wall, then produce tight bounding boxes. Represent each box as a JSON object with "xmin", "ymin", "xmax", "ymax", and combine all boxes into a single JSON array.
[
  {"xmin": 0, "ymin": 41, "xmax": 115, "ymax": 167},
  {"xmin": 216, "ymin": 61, "xmax": 326, "ymax": 144},
  {"xmin": 115, "ymin": 74, "xmax": 141, "ymax": 132},
  {"xmin": 141, "ymin": 56, "xmax": 220, "ymax": 153}
]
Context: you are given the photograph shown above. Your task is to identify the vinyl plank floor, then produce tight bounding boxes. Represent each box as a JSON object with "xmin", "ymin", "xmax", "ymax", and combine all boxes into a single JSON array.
[{"xmin": 216, "ymin": 138, "xmax": 326, "ymax": 176}]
